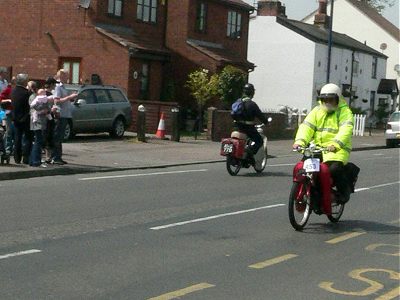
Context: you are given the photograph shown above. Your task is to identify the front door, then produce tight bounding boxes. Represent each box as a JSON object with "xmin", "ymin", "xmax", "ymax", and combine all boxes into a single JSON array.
[
  {"xmin": 93, "ymin": 89, "xmax": 114, "ymax": 131},
  {"xmin": 73, "ymin": 89, "xmax": 97, "ymax": 132}
]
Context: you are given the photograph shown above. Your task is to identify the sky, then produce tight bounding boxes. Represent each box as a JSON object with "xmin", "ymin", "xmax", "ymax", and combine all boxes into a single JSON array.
[{"xmin": 243, "ymin": 0, "xmax": 399, "ymax": 27}]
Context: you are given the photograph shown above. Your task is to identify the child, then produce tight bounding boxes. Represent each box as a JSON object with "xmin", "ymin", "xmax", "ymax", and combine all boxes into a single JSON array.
[{"xmin": 30, "ymin": 89, "xmax": 53, "ymax": 123}]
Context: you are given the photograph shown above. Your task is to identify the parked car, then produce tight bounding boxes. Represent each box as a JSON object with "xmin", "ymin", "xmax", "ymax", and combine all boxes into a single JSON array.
[
  {"xmin": 385, "ymin": 111, "xmax": 400, "ymax": 148},
  {"xmin": 63, "ymin": 85, "xmax": 132, "ymax": 140}
]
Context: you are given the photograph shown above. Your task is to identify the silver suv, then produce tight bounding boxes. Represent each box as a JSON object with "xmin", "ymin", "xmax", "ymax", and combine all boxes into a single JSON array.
[{"xmin": 63, "ymin": 85, "xmax": 132, "ymax": 140}]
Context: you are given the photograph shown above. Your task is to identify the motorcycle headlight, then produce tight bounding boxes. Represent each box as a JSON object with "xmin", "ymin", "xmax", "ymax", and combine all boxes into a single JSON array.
[{"xmin": 304, "ymin": 149, "xmax": 312, "ymax": 157}]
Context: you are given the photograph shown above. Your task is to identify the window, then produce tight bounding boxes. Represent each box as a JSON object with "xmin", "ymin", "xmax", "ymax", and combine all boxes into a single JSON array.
[
  {"xmin": 196, "ymin": 2, "xmax": 207, "ymax": 32},
  {"xmin": 59, "ymin": 58, "xmax": 81, "ymax": 84},
  {"xmin": 109, "ymin": 90, "xmax": 128, "ymax": 103},
  {"xmin": 137, "ymin": 0, "xmax": 157, "ymax": 23},
  {"xmin": 94, "ymin": 90, "xmax": 111, "ymax": 104},
  {"xmin": 372, "ymin": 56, "xmax": 378, "ymax": 78},
  {"xmin": 108, "ymin": 0, "xmax": 123, "ymax": 17},
  {"xmin": 139, "ymin": 63, "xmax": 150, "ymax": 100},
  {"xmin": 78, "ymin": 90, "xmax": 96, "ymax": 104},
  {"xmin": 227, "ymin": 11, "xmax": 242, "ymax": 38},
  {"xmin": 370, "ymin": 91, "xmax": 376, "ymax": 113},
  {"xmin": 352, "ymin": 60, "xmax": 359, "ymax": 77}
]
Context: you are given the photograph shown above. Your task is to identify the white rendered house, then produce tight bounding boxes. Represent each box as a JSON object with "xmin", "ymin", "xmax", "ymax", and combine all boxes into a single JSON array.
[{"xmin": 248, "ymin": 0, "xmax": 387, "ymax": 114}]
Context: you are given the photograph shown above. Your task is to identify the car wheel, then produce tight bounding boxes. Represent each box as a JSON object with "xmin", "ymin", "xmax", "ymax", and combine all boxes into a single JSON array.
[
  {"xmin": 110, "ymin": 117, "xmax": 125, "ymax": 138},
  {"xmin": 63, "ymin": 121, "xmax": 74, "ymax": 141}
]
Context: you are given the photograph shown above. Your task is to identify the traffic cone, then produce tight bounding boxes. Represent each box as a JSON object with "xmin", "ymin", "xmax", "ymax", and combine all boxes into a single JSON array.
[{"xmin": 155, "ymin": 113, "xmax": 166, "ymax": 139}]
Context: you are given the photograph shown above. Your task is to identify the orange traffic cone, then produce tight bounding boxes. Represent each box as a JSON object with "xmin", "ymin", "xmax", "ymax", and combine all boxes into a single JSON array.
[{"xmin": 155, "ymin": 113, "xmax": 166, "ymax": 139}]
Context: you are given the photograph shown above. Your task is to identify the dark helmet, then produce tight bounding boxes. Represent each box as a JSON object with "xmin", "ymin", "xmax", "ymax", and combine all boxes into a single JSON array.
[{"xmin": 243, "ymin": 83, "xmax": 255, "ymax": 98}]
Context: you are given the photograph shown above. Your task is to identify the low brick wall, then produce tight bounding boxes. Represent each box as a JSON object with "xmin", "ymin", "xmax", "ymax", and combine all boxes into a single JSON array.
[
  {"xmin": 207, "ymin": 107, "xmax": 296, "ymax": 141},
  {"xmin": 130, "ymin": 100, "xmax": 179, "ymax": 134}
]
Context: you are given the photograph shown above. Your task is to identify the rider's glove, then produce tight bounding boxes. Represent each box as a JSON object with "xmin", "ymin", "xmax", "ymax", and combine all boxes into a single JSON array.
[{"xmin": 327, "ymin": 145, "xmax": 337, "ymax": 152}]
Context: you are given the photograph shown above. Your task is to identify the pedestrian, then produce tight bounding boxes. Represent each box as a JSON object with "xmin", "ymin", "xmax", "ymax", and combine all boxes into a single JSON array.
[
  {"xmin": 43, "ymin": 77, "xmax": 58, "ymax": 163},
  {"xmin": 0, "ymin": 67, "xmax": 8, "ymax": 92},
  {"xmin": 29, "ymin": 89, "xmax": 51, "ymax": 167},
  {"xmin": 0, "ymin": 76, "xmax": 16, "ymax": 155},
  {"xmin": 50, "ymin": 69, "xmax": 77, "ymax": 165},
  {"xmin": 11, "ymin": 74, "xmax": 32, "ymax": 164}
]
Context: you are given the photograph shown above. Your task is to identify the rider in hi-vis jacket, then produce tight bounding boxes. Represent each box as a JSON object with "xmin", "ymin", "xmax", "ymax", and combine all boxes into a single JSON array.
[{"xmin": 293, "ymin": 83, "xmax": 354, "ymax": 204}]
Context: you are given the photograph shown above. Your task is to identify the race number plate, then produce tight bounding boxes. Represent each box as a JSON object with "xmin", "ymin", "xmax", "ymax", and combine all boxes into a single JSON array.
[
  {"xmin": 303, "ymin": 158, "xmax": 320, "ymax": 172},
  {"xmin": 222, "ymin": 143, "xmax": 234, "ymax": 154}
]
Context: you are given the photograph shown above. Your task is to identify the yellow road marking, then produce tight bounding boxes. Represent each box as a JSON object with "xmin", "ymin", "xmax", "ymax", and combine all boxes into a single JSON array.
[
  {"xmin": 375, "ymin": 286, "xmax": 400, "ymax": 300},
  {"xmin": 325, "ymin": 231, "xmax": 366, "ymax": 244},
  {"xmin": 147, "ymin": 283, "xmax": 215, "ymax": 300},
  {"xmin": 319, "ymin": 268, "xmax": 400, "ymax": 296},
  {"xmin": 366, "ymin": 244, "xmax": 400, "ymax": 257},
  {"xmin": 249, "ymin": 254, "xmax": 298, "ymax": 269}
]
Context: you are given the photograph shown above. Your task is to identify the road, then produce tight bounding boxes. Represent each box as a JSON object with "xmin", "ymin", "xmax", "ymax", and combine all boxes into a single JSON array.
[{"xmin": 0, "ymin": 148, "xmax": 399, "ymax": 299}]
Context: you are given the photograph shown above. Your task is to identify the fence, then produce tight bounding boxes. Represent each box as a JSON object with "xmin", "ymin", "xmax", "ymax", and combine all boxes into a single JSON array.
[{"xmin": 353, "ymin": 114, "xmax": 366, "ymax": 136}]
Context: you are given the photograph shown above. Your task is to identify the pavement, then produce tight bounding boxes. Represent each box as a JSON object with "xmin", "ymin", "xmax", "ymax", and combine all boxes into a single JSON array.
[{"xmin": 0, "ymin": 130, "xmax": 389, "ymax": 181}]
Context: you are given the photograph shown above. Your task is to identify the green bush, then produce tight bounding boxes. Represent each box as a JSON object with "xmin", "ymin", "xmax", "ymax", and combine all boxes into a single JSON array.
[{"xmin": 217, "ymin": 65, "xmax": 247, "ymax": 107}]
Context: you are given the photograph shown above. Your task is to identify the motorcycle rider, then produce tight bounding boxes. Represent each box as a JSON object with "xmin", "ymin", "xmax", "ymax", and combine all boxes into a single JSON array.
[
  {"xmin": 293, "ymin": 83, "xmax": 353, "ymax": 204},
  {"xmin": 233, "ymin": 83, "xmax": 269, "ymax": 161}
]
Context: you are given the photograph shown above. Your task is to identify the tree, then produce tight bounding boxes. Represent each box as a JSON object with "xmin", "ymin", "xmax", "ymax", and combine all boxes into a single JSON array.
[
  {"xmin": 360, "ymin": 0, "xmax": 395, "ymax": 13},
  {"xmin": 185, "ymin": 69, "xmax": 219, "ymax": 136},
  {"xmin": 217, "ymin": 65, "xmax": 247, "ymax": 108}
]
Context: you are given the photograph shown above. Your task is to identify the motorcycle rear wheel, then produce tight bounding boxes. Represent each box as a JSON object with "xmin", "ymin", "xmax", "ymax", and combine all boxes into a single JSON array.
[
  {"xmin": 226, "ymin": 156, "xmax": 241, "ymax": 176},
  {"xmin": 289, "ymin": 182, "xmax": 311, "ymax": 231},
  {"xmin": 327, "ymin": 201, "xmax": 345, "ymax": 223}
]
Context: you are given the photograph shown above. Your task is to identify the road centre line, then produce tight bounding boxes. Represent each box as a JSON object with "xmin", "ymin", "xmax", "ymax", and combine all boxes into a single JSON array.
[
  {"xmin": 79, "ymin": 169, "xmax": 208, "ymax": 181},
  {"xmin": 325, "ymin": 231, "xmax": 366, "ymax": 244},
  {"xmin": 150, "ymin": 204, "xmax": 285, "ymax": 230},
  {"xmin": 249, "ymin": 254, "xmax": 298, "ymax": 269},
  {"xmin": 147, "ymin": 282, "xmax": 215, "ymax": 300},
  {"xmin": 0, "ymin": 249, "xmax": 42, "ymax": 260},
  {"xmin": 355, "ymin": 181, "xmax": 400, "ymax": 193}
]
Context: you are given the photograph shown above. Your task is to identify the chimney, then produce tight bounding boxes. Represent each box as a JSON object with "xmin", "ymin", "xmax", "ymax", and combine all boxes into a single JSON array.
[
  {"xmin": 257, "ymin": 0, "xmax": 287, "ymax": 18},
  {"xmin": 314, "ymin": 0, "xmax": 330, "ymax": 29}
]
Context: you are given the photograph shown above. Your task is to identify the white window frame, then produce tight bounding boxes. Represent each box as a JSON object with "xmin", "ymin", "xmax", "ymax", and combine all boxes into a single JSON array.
[
  {"xmin": 137, "ymin": 0, "xmax": 157, "ymax": 23},
  {"xmin": 108, "ymin": 0, "xmax": 123, "ymax": 17}
]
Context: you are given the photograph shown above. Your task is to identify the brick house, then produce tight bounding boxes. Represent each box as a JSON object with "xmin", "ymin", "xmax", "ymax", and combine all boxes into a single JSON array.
[{"xmin": 0, "ymin": 0, "xmax": 254, "ymax": 109}]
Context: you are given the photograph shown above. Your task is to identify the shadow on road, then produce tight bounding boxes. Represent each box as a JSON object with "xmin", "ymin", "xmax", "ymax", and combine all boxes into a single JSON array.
[
  {"xmin": 242, "ymin": 171, "xmax": 291, "ymax": 178},
  {"xmin": 302, "ymin": 219, "xmax": 399, "ymax": 235}
]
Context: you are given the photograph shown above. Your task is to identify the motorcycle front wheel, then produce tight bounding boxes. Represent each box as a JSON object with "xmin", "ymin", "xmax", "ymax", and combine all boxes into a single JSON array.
[
  {"xmin": 226, "ymin": 156, "xmax": 241, "ymax": 176},
  {"xmin": 254, "ymin": 147, "xmax": 268, "ymax": 173},
  {"xmin": 289, "ymin": 182, "xmax": 312, "ymax": 231}
]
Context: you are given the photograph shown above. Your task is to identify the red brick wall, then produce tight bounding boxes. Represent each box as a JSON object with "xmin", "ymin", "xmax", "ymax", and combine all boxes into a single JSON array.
[
  {"xmin": 0, "ymin": 0, "xmax": 129, "ymax": 92},
  {"xmin": 95, "ymin": 0, "xmax": 167, "ymax": 49},
  {"xmin": 188, "ymin": 0, "xmax": 250, "ymax": 58},
  {"xmin": 130, "ymin": 100, "xmax": 179, "ymax": 134}
]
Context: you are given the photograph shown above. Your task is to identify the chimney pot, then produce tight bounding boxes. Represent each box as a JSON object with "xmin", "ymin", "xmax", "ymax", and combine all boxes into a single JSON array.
[
  {"xmin": 257, "ymin": 0, "xmax": 287, "ymax": 18},
  {"xmin": 314, "ymin": 0, "xmax": 330, "ymax": 29}
]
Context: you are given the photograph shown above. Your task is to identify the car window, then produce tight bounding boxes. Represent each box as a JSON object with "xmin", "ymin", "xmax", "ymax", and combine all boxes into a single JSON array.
[
  {"xmin": 109, "ymin": 89, "xmax": 127, "ymax": 103},
  {"xmin": 389, "ymin": 112, "xmax": 400, "ymax": 122},
  {"xmin": 78, "ymin": 90, "xmax": 96, "ymax": 104},
  {"xmin": 94, "ymin": 89, "xmax": 111, "ymax": 104}
]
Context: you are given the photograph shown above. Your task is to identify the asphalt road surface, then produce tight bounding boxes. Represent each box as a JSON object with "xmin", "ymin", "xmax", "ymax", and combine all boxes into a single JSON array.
[{"xmin": 0, "ymin": 148, "xmax": 399, "ymax": 300}]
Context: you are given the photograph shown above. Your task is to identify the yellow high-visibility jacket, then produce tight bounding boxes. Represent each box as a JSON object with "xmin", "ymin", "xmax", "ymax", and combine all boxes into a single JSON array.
[{"xmin": 294, "ymin": 98, "xmax": 354, "ymax": 164}]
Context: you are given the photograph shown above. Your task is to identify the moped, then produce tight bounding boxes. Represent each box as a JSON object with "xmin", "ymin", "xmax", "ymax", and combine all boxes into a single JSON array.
[
  {"xmin": 289, "ymin": 144, "xmax": 359, "ymax": 231},
  {"xmin": 220, "ymin": 120, "xmax": 271, "ymax": 176}
]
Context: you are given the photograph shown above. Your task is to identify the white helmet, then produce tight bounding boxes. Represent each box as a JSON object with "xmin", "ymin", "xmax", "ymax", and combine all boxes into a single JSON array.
[{"xmin": 319, "ymin": 83, "xmax": 342, "ymax": 101}]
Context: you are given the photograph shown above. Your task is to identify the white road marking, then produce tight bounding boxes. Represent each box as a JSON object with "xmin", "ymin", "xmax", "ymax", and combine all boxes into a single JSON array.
[
  {"xmin": 79, "ymin": 169, "xmax": 208, "ymax": 181},
  {"xmin": 268, "ymin": 163, "xmax": 295, "ymax": 167},
  {"xmin": 355, "ymin": 181, "xmax": 400, "ymax": 193},
  {"xmin": 0, "ymin": 249, "xmax": 42, "ymax": 260},
  {"xmin": 150, "ymin": 204, "xmax": 285, "ymax": 230}
]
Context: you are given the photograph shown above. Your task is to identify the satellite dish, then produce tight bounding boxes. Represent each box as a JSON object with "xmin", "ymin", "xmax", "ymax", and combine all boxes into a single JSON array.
[
  {"xmin": 394, "ymin": 64, "xmax": 400, "ymax": 72},
  {"xmin": 380, "ymin": 43, "xmax": 387, "ymax": 50}
]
